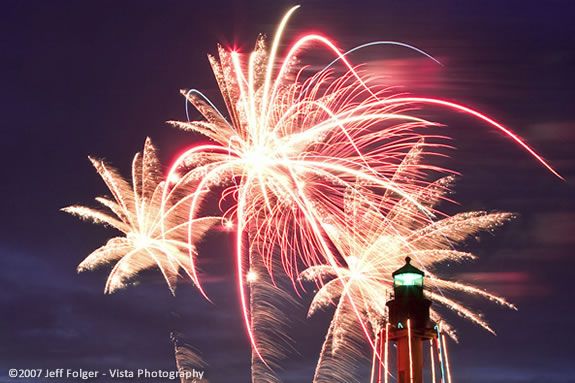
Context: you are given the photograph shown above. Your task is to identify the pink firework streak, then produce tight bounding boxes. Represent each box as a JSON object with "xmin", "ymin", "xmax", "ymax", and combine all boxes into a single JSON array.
[{"xmin": 161, "ymin": 6, "xmax": 560, "ymax": 364}]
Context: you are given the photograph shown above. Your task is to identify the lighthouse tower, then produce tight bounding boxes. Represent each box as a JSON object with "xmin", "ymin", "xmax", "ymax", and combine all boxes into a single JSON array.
[{"xmin": 385, "ymin": 257, "xmax": 437, "ymax": 383}]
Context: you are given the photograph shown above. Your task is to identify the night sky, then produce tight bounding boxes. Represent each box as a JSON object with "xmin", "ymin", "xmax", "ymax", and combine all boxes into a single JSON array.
[{"xmin": 1, "ymin": 1, "xmax": 574, "ymax": 382}]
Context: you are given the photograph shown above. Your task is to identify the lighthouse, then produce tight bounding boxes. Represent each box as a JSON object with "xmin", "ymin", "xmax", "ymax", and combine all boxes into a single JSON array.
[{"xmin": 385, "ymin": 257, "xmax": 437, "ymax": 383}]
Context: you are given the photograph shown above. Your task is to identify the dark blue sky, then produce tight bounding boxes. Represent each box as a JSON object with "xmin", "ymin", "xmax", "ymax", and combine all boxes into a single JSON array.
[{"xmin": 1, "ymin": 1, "xmax": 574, "ymax": 382}]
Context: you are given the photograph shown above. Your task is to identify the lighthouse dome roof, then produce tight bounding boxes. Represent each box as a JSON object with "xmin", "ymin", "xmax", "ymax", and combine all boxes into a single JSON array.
[{"xmin": 392, "ymin": 257, "xmax": 424, "ymax": 277}]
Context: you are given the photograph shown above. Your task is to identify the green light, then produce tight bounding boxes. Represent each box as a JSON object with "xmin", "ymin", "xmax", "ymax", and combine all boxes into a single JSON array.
[{"xmin": 394, "ymin": 272, "xmax": 423, "ymax": 286}]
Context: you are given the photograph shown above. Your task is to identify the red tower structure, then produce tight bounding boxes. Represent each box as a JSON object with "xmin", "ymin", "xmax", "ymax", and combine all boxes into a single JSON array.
[{"xmin": 382, "ymin": 257, "xmax": 438, "ymax": 383}]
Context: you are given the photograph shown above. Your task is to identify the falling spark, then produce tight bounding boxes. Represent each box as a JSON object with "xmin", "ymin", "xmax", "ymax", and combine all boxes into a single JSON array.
[
  {"xmin": 171, "ymin": 332, "xmax": 208, "ymax": 383},
  {"xmin": 437, "ymin": 324, "xmax": 447, "ymax": 383},
  {"xmin": 384, "ymin": 323, "xmax": 389, "ymax": 383},
  {"xmin": 408, "ymin": 319, "xmax": 414, "ymax": 383},
  {"xmin": 430, "ymin": 340, "xmax": 436, "ymax": 383},
  {"xmin": 442, "ymin": 334, "xmax": 452, "ymax": 383},
  {"xmin": 369, "ymin": 332, "xmax": 377, "ymax": 383},
  {"xmin": 369, "ymin": 334, "xmax": 381, "ymax": 383}
]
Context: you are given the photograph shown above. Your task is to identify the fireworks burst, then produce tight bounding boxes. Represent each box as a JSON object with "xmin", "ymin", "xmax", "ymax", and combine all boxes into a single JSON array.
[
  {"xmin": 57, "ymin": 4, "xmax": 565, "ymax": 382},
  {"xmin": 301, "ymin": 142, "xmax": 516, "ymax": 382},
  {"xmin": 163, "ymin": 6, "xmax": 557, "ymax": 372},
  {"xmin": 163, "ymin": 16, "xmax": 440, "ymax": 371},
  {"xmin": 63, "ymin": 137, "xmax": 219, "ymax": 293}
]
